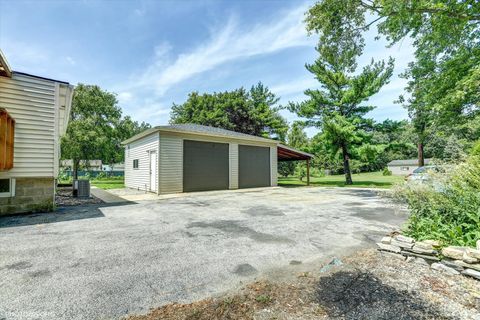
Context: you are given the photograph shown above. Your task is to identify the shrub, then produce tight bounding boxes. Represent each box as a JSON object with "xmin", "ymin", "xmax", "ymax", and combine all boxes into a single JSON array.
[
  {"xmin": 382, "ymin": 168, "xmax": 392, "ymax": 176},
  {"xmin": 394, "ymin": 156, "xmax": 480, "ymax": 247}
]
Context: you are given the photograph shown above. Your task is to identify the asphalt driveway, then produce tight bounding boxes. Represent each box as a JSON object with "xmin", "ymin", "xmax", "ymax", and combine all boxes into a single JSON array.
[{"xmin": 0, "ymin": 187, "xmax": 407, "ymax": 320}]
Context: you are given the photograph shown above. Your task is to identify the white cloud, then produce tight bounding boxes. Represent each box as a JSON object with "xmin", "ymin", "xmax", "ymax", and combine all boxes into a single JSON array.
[
  {"xmin": 131, "ymin": 4, "xmax": 314, "ymax": 96},
  {"xmin": 66, "ymin": 56, "xmax": 76, "ymax": 65}
]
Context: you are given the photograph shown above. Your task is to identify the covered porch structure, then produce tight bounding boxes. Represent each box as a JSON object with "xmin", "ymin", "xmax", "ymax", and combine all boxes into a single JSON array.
[{"xmin": 277, "ymin": 144, "xmax": 314, "ymax": 185}]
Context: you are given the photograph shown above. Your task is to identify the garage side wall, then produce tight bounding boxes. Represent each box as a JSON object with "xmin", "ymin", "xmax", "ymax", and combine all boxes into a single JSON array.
[
  {"xmin": 125, "ymin": 133, "xmax": 159, "ymax": 192},
  {"xmin": 270, "ymin": 146, "xmax": 278, "ymax": 186}
]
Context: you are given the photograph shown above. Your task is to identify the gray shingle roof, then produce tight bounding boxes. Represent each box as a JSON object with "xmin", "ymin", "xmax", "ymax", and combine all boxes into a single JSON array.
[
  {"xmin": 122, "ymin": 123, "xmax": 278, "ymax": 145},
  {"xmin": 387, "ymin": 159, "xmax": 431, "ymax": 166}
]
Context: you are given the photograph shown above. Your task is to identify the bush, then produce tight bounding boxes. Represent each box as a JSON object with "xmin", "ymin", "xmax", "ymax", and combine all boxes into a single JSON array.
[
  {"xmin": 393, "ymin": 156, "xmax": 480, "ymax": 247},
  {"xmin": 382, "ymin": 168, "xmax": 392, "ymax": 176}
]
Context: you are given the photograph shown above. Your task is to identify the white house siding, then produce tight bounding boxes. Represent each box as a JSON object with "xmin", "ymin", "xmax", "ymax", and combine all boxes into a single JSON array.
[
  {"xmin": 270, "ymin": 146, "xmax": 278, "ymax": 186},
  {"xmin": 124, "ymin": 132, "xmax": 159, "ymax": 192},
  {"xmin": 0, "ymin": 73, "xmax": 56, "ymax": 179},
  {"xmin": 229, "ymin": 143, "xmax": 239, "ymax": 189},
  {"xmin": 158, "ymin": 133, "xmax": 183, "ymax": 194}
]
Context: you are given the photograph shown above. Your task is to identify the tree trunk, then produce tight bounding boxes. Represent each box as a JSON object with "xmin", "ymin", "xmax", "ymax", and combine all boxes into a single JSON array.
[
  {"xmin": 341, "ymin": 143, "xmax": 353, "ymax": 185},
  {"xmin": 418, "ymin": 142, "xmax": 425, "ymax": 167},
  {"xmin": 73, "ymin": 159, "xmax": 79, "ymax": 180}
]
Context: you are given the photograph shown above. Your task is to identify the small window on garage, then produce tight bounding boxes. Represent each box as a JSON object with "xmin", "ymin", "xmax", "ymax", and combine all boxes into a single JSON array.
[
  {"xmin": 400, "ymin": 166, "xmax": 409, "ymax": 171},
  {"xmin": 133, "ymin": 159, "xmax": 139, "ymax": 169},
  {"xmin": 0, "ymin": 178, "xmax": 14, "ymax": 197}
]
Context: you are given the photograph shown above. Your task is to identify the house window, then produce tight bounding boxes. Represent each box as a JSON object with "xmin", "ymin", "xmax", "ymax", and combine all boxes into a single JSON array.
[
  {"xmin": 0, "ymin": 108, "xmax": 15, "ymax": 171},
  {"xmin": 133, "ymin": 159, "xmax": 139, "ymax": 169},
  {"xmin": 400, "ymin": 166, "xmax": 409, "ymax": 171},
  {"xmin": 0, "ymin": 178, "xmax": 15, "ymax": 197}
]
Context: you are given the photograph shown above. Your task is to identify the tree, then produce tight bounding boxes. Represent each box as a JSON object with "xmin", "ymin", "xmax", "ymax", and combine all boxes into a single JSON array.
[
  {"xmin": 61, "ymin": 84, "xmax": 151, "ymax": 178},
  {"xmin": 290, "ymin": 5, "xmax": 394, "ymax": 184},
  {"xmin": 307, "ymin": 0, "xmax": 480, "ymax": 166},
  {"xmin": 287, "ymin": 121, "xmax": 308, "ymax": 149},
  {"xmin": 170, "ymin": 82, "xmax": 288, "ymax": 140},
  {"xmin": 61, "ymin": 84, "xmax": 122, "ymax": 179}
]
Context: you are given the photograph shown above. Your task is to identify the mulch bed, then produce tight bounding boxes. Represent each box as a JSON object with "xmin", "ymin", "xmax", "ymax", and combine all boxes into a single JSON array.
[
  {"xmin": 55, "ymin": 186, "xmax": 103, "ymax": 206},
  {"xmin": 126, "ymin": 249, "xmax": 480, "ymax": 320}
]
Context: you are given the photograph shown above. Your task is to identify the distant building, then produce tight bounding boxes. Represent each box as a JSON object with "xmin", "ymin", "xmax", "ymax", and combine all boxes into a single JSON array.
[
  {"xmin": 102, "ymin": 163, "xmax": 124, "ymax": 172},
  {"xmin": 387, "ymin": 159, "xmax": 432, "ymax": 176},
  {"xmin": 60, "ymin": 160, "xmax": 103, "ymax": 171}
]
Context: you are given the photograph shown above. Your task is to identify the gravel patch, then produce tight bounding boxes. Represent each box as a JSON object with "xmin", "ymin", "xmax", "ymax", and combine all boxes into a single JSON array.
[{"xmin": 55, "ymin": 186, "xmax": 103, "ymax": 206}]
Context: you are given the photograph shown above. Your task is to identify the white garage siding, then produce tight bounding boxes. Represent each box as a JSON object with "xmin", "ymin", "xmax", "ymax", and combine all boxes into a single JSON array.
[
  {"xmin": 270, "ymin": 146, "xmax": 278, "ymax": 187},
  {"xmin": 0, "ymin": 73, "xmax": 72, "ymax": 179},
  {"xmin": 124, "ymin": 132, "xmax": 159, "ymax": 192},
  {"xmin": 158, "ymin": 133, "xmax": 183, "ymax": 194},
  {"xmin": 229, "ymin": 143, "xmax": 239, "ymax": 189}
]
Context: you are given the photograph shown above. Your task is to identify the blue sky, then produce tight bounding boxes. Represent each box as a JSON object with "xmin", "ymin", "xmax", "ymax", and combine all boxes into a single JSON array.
[{"xmin": 0, "ymin": 0, "xmax": 414, "ymax": 136}]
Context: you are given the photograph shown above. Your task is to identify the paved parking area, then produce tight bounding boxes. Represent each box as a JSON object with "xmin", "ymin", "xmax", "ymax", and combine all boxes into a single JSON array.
[{"xmin": 0, "ymin": 187, "xmax": 407, "ymax": 320}]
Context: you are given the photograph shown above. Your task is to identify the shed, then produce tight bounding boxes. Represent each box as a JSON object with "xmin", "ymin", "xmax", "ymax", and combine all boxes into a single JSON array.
[
  {"xmin": 122, "ymin": 124, "xmax": 313, "ymax": 194},
  {"xmin": 387, "ymin": 158, "xmax": 432, "ymax": 176}
]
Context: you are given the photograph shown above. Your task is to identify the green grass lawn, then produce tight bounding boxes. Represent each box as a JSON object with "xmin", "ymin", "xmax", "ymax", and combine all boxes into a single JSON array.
[
  {"xmin": 90, "ymin": 179, "xmax": 125, "ymax": 190},
  {"xmin": 278, "ymin": 171, "xmax": 404, "ymax": 189}
]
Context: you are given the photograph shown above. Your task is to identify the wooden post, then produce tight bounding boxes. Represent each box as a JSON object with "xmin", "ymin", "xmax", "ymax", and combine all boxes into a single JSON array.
[{"xmin": 306, "ymin": 159, "xmax": 310, "ymax": 186}]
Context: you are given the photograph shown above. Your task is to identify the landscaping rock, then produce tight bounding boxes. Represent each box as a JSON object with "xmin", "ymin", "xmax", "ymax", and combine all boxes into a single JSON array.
[
  {"xmin": 431, "ymin": 262, "xmax": 460, "ymax": 276},
  {"xmin": 466, "ymin": 248, "xmax": 480, "ymax": 260},
  {"xmin": 408, "ymin": 246, "xmax": 437, "ymax": 255},
  {"xmin": 402, "ymin": 252, "xmax": 440, "ymax": 262},
  {"xmin": 441, "ymin": 260, "xmax": 464, "ymax": 272},
  {"xmin": 452, "ymin": 260, "xmax": 480, "ymax": 272},
  {"xmin": 376, "ymin": 243, "xmax": 401, "ymax": 254},
  {"xmin": 462, "ymin": 252, "xmax": 478, "ymax": 264},
  {"xmin": 380, "ymin": 236, "xmax": 392, "ymax": 245},
  {"xmin": 414, "ymin": 240, "xmax": 440, "ymax": 250},
  {"xmin": 461, "ymin": 269, "xmax": 480, "ymax": 280},
  {"xmin": 393, "ymin": 235, "xmax": 414, "ymax": 244},
  {"xmin": 391, "ymin": 239, "xmax": 414, "ymax": 249},
  {"xmin": 441, "ymin": 246, "xmax": 467, "ymax": 260}
]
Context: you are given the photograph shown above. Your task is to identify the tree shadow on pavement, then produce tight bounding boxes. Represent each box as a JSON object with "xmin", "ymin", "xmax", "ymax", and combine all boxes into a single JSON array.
[
  {"xmin": 0, "ymin": 202, "xmax": 135, "ymax": 229},
  {"xmin": 315, "ymin": 271, "xmax": 449, "ymax": 320}
]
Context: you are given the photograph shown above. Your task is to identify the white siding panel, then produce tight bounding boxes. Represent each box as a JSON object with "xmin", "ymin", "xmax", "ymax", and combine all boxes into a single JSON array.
[
  {"xmin": 229, "ymin": 143, "xmax": 238, "ymax": 189},
  {"xmin": 270, "ymin": 146, "xmax": 278, "ymax": 186},
  {"xmin": 0, "ymin": 73, "xmax": 56, "ymax": 178},
  {"xmin": 124, "ymin": 133, "xmax": 159, "ymax": 192},
  {"xmin": 159, "ymin": 134, "xmax": 183, "ymax": 194}
]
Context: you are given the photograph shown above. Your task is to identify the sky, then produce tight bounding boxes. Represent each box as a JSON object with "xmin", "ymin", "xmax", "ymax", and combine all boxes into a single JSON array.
[{"xmin": 0, "ymin": 0, "xmax": 415, "ymax": 137}]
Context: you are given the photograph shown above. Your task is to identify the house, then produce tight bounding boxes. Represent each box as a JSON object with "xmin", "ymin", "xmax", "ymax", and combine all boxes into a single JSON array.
[
  {"xmin": 122, "ymin": 124, "xmax": 313, "ymax": 194},
  {"xmin": 387, "ymin": 158, "xmax": 432, "ymax": 176},
  {"xmin": 0, "ymin": 49, "xmax": 74, "ymax": 215}
]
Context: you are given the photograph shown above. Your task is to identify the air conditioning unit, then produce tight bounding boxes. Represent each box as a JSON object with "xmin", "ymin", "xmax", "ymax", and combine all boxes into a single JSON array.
[{"xmin": 73, "ymin": 179, "xmax": 90, "ymax": 198}]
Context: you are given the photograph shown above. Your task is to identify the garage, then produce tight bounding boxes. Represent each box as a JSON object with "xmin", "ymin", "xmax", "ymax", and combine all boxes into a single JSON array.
[
  {"xmin": 123, "ymin": 124, "xmax": 313, "ymax": 194},
  {"xmin": 183, "ymin": 140, "xmax": 229, "ymax": 192},
  {"xmin": 239, "ymin": 145, "xmax": 271, "ymax": 188}
]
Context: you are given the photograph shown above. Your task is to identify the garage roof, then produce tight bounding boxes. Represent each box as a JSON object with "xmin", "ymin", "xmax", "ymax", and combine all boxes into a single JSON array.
[
  {"xmin": 123, "ymin": 123, "xmax": 314, "ymax": 160},
  {"xmin": 122, "ymin": 123, "xmax": 280, "ymax": 145}
]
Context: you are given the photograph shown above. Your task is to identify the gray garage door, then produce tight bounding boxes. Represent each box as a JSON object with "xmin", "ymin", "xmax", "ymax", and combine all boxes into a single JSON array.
[
  {"xmin": 239, "ymin": 145, "xmax": 271, "ymax": 189},
  {"xmin": 183, "ymin": 140, "xmax": 229, "ymax": 192}
]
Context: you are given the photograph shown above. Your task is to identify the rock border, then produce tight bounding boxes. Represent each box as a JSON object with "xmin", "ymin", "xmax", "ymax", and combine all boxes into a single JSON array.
[{"xmin": 377, "ymin": 235, "xmax": 480, "ymax": 280}]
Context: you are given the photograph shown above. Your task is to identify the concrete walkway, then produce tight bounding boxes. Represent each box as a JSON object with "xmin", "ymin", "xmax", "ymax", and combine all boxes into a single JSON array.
[{"xmin": 90, "ymin": 186, "xmax": 130, "ymax": 204}]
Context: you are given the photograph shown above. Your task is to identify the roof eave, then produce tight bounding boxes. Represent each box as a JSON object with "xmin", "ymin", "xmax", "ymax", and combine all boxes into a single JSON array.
[{"xmin": 0, "ymin": 49, "xmax": 12, "ymax": 77}]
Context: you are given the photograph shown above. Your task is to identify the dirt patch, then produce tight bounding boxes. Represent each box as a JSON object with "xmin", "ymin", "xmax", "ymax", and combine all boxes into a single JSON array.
[
  {"xmin": 55, "ymin": 186, "xmax": 103, "ymax": 206},
  {"xmin": 126, "ymin": 249, "xmax": 480, "ymax": 320}
]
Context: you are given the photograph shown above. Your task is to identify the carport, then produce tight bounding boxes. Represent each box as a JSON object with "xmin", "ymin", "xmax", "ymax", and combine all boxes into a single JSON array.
[{"xmin": 278, "ymin": 144, "xmax": 314, "ymax": 185}]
